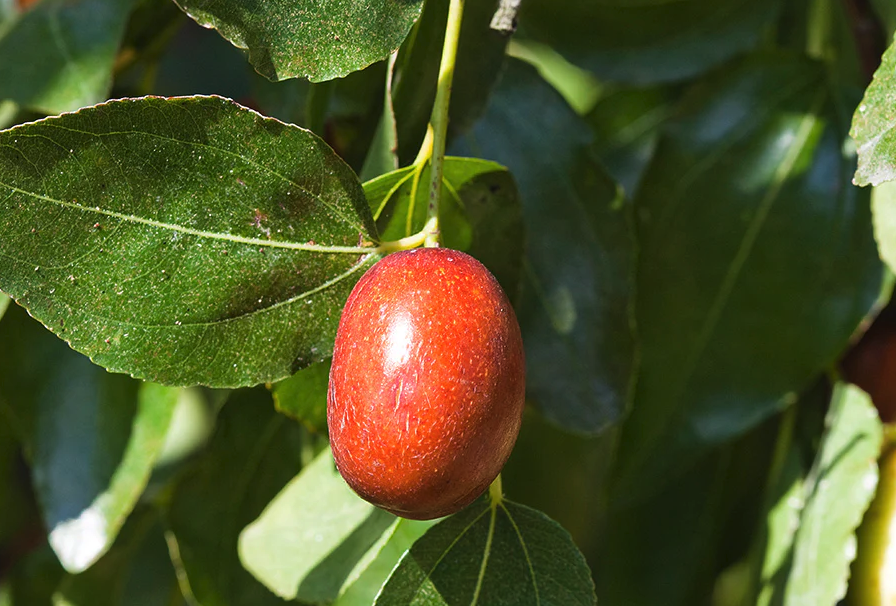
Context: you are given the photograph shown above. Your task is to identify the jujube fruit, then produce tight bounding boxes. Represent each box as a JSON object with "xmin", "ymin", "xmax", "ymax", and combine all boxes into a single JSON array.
[{"xmin": 327, "ymin": 247, "xmax": 525, "ymax": 520}]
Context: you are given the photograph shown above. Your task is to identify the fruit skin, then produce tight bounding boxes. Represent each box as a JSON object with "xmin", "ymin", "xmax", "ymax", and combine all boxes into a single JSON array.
[{"xmin": 327, "ymin": 247, "xmax": 525, "ymax": 520}]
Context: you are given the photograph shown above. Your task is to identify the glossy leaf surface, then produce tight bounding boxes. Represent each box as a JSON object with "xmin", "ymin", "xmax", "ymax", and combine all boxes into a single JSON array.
[
  {"xmin": 165, "ymin": 387, "xmax": 302, "ymax": 606},
  {"xmin": 0, "ymin": 303, "xmax": 178, "ymax": 573},
  {"xmin": 454, "ymin": 59, "xmax": 635, "ymax": 433},
  {"xmin": 0, "ymin": 0, "xmax": 133, "ymax": 114},
  {"xmin": 614, "ymin": 55, "xmax": 881, "ymax": 502},
  {"xmin": 852, "ymin": 37, "xmax": 896, "ymax": 186},
  {"xmin": 240, "ymin": 448, "xmax": 423, "ymax": 603},
  {"xmin": 518, "ymin": 0, "xmax": 782, "ymax": 84},
  {"xmin": 375, "ymin": 499, "xmax": 595, "ymax": 606},
  {"xmin": 171, "ymin": 0, "xmax": 423, "ymax": 82},
  {"xmin": 0, "ymin": 95, "xmax": 380, "ymax": 388},
  {"xmin": 756, "ymin": 384, "xmax": 883, "ymax": 606}
]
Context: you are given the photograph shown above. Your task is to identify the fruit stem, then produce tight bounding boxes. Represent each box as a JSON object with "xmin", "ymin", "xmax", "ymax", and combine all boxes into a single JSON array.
[
  {"xmin": 376, "ymin": 216, "xmax": 439, "ymax": 254},
  {"xmin": 424, "ymin": 0, "xmax": 466, "ymax": 248},
  {"xmin": 488, "ymin": 474, "xmax": 504, "ymax": 506}
]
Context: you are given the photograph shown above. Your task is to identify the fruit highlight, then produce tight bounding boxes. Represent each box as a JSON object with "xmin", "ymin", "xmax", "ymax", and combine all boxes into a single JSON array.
[{"xmin": 327, "ymin": 248, "xmax": 525, "ymax": 520}]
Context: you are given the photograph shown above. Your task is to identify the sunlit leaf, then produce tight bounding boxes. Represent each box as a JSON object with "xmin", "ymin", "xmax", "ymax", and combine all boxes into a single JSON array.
[
  {"xmin": 240, "ymin": 448, "xmax": 416, "ymax": 603},
  {"xmin": 171, "ymin": 0, "xmax": 424, "ymax": 82},
  {"xmin": 375, "ymin": 498, "xmax": 596, "ymax": 605},
  {"xmin": 0, "ymin": 304, "xmax": 179, "ymax": 573},
  {"xmin": 852, "ymin": 37, "xmax": 896, "ymax": 186},
  {"xmin": 756, "ymin": 384, "xmax": 883, "ymax": 606},
  {"xmin": 271, "ymin": 359, "xmax": 330, "ymax": 433},
  {"xmin": 0, "ymin": 95, "xmax": 380, "ymax": 388}
]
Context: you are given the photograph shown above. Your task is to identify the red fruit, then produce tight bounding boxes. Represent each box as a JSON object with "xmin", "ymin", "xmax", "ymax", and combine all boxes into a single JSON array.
[{"xmin": 327, "ymin": 248, "xmax": 525, "ymax": 520}]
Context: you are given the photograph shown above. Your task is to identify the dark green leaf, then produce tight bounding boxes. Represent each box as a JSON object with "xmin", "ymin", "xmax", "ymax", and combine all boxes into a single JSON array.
[
  {"xmin": 0, "ymin": 542, "xmax": 64, "ymax": 606},
  {"xmin": 0, "ymin": 0, "xmax": 133, "ymax": 114},
  {"xmin": 239, "ymin": 448, "xmax": 413, "ymax": 603},
  {"xmin": 165, "ymin": 387, "xmax": 302, "ymax": 606},
  {"xmin": 375, "ymin": 499, "xmax": 595, "ymax": 606},
  {"xmin": 0, "ymin": 303, "xmax": 178, "ymax": 573},
  {"xmin": 359, "ymin": 54, "xmax": 399, "ymax": 182},
  {"xmin": 0, "ymin": 96, "xmax": 381, "ymax": 388},
  {"xmin": 392, "ymin": 0, "xmax": 509, "ymax": 164},
  {"xmin": 53, "ymin": 506, "xmax": 186, "ymax": 606},
  {"xmin": 852, "ymin": 37, "xmax": 896, "ymax": 186},
  {"xmin": 517, "ymin": 0, "xmax": 783, "ymax": 84},
  {"xmin": 587, "ymin": 86, "xmax": 676, "ymax": 198},
  {"xmin": 453, "ymin": 59, "xmax": 635, "ymax": 434},
  {"xmin": 171, "ymin": 0, "xmax": 423, "ymax": 82},
  {"xmin": 271, "ymin": 359, "xmax": 330, "ymax": 433},
  {"xmin": 613, "ymin": 54, "xmax": 881, "ymax": 502}
]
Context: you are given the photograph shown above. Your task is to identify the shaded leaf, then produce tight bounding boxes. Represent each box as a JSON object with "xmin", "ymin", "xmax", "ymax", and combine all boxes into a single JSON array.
[
  {"xmin": 271, "ymin": 359, "xmax": 330, "ymax": 434},
  {"xmin": 240, "ymin": 448, "xmax": 412, "ymax": 603},
  {"xmin": 0, "ymin": 0, "xmax": 133, "ymax": 114},
  {"xmin": 375, "ymin": 499, "xmax": 595, "ymax": 606},
  {"xmin": 0, "ymin": 542, "xmax": 64, "ymax": 606},
  {"xmin": 587, "ymin": 86, "xmax": 676, "ymax": 198},
  {"xmin": 0, "ymin": 95, "xmax": 381, "ymax": 388},
  {"xmin": 517, "ymin": 0, "xmax": 783, "ymax": 85},
  {"xmin": 171, "ymin": 0, "xmax": 423, "ymax": 82},
  {"xmin": 165, "ymin": 387, "xmax": 302, "ymax": 606},
  {"xmin": 757, "ymin": 384, "xmax": 883, "ymax": 606},
  {"xmin": 391, "ymin": 0, "xmax": 509, "ymax": 164},
  {"xmin": 453, "ymin": 59, "xmax": 635, "ymax": 434},
  {"xmin": 334, "ymin": 519, "xmax": 434, "ymax": 606},
  {"xmin": 613, "ymin": 54, "xmax": 881, "ymax": 503},
  {"xmin": 0, "ymin": 303, "xmax": 179, "ymax": 573},
  {"xmin": 852, "ymin": 37, "xmax": 896, "ymax": 186},
  {"xmin": 53, "ymin": 505, "xmax": 186, "ymax": 606}
]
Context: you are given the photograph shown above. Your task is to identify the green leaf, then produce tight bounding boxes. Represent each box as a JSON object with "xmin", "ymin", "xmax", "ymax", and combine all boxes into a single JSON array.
[
  {"xmin": 613, "ymin": 54, "xmax": 882, "ymax": 502},
  {"xmin": 391, "ymin": 0, "xmax": 509, "ymax": 164},
  {"xmin": 873, "ymin": 181, "xmax": 896, "ymax": 274},
  {"xmin": 852, "ymin": 36, "xmax": 896, "ymax": 186},
  {"xmin": 0, "ymin": 303, "xmax": 179, "ymax": 573},
  {"xmin": 586, "ymin": 86, "xmax": 675, "ymax": 198},
  {"xmin": 517, "ymin": 0, "xmax": 783, "ymax": 85},
  {"xmin": 364, "ymin": 158, "xmax": 524, "ymax": 297},
  {"xmin": 165, "ymin": 387, "xmax": 302, "ymax": 606},
  {"xmin": 756, "ymin": 384, "xmax": 883, "ymax": 606},
  {"xmin": 0, "ymin": 95, "xmax": 381, "ymax": 388},
  {"xmin": 375, "ymin": 499, "xmax": 596, "ymax": 606},
  {"xmin": 453, "ymin": 59, "xmax": 635, "ymax": 434},
  {"xmin": 271, "ymin": 359, "xmax": 330, "ymax": 433},
  {"xmin": 334, "ymin": 519, "xmax": 435, "ymax": 606},
  {"xmin": 171, "ymin": 0, "xmax": 423, "ymax": 82},
  {"xmin": 52, "ymin": 505, "xmax": 186, "ymax": 606},
  {"xmin": 239, "ymin": 448, "xmax": 415, "ymax": 603},
  {"xmin": 0, "ymin": 293, "xmax": 8, "ymax": 321},
  {"xmin": 0, "ymin": 542, "xmax": 64, "ymax": 606},
  {"xmin": 0, "ymin": 0, "xmax": 134, "ymax": 114}
]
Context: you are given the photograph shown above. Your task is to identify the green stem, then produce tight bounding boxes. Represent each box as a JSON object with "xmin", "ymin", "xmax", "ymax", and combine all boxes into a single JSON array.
[
  {"xmin": 488, "ymin": 474, "xmax": 504, "ymax": 506},
  {"xmin": 424, "ymin": 0, "xmax": 466, "ymax": 248}
]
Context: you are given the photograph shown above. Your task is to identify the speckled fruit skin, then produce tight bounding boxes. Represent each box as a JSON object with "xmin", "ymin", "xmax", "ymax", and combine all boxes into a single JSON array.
[{"xmin": 327, "ymin": 247, "xmax": 525, "ymax": 520}]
